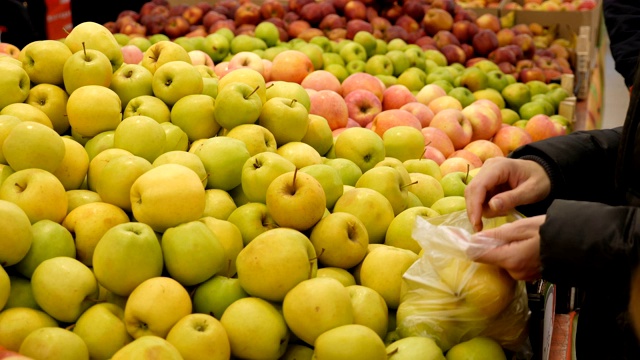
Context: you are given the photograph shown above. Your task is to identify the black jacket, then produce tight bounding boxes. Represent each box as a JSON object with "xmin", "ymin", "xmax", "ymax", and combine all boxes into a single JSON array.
[
  {"xmin": 603, "ymin": 0, "xmax": 640, "ymax": 88},
  {"xmin": 508, "ymin": 71, "xmax": 640, "ymax": 358}
]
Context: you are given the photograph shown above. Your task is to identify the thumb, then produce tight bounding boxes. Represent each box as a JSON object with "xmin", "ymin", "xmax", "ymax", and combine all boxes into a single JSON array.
[{"xmin": 488, "ymin": 189, "xmax": 524, "ymax": 213}]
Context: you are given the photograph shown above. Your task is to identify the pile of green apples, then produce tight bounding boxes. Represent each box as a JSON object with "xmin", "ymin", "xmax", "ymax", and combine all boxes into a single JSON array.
[{"xmin": 0, "ymin": 20, "xmax": 545, "ymax": 360}]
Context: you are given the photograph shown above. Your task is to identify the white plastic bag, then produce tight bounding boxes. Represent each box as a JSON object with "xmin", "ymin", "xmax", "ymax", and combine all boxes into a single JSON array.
[{"xmin": 396, "ymin": 210, "xmax": 531, "ymax": 356}]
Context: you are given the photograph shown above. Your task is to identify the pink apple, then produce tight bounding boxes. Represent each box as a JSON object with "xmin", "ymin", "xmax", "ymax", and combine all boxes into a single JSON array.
[
  {"xmin": 346, "ymin": 118, "xmax": 361, "ymax": 127},
  {"xmin": 463, "ymin": 139, "xmax": 505, "ymax": 163},
  {"xmin": 382, "ymin": 84, "xmax": 417, "ymax": 110},
  {"xmin": 415, "ymin": 83, "xmax": 447, "ymax": 106},
  {"xmin": 448, "ymin": 149, "xmax": 483, "ymax": 168},
  {"xmin": 400, "ymin": 101, "xmax": 435, "ymax": 127},
  {"xmin": 524, "ymin": 114, "xmax": 567, "ymax": 142},
  {"xmin": 461, "ymin": 100, "xmax": 502, "ymax": 141},
  {"xmin": 428, "ymin": 108, "xmax": 473, "ymax": 149},
  {"xmin": 332, "ymin": 127, "xmax": 348, "ymax": 137},
  {"xmin": 270, "ymin": 49, "xmax": 314, "ymax": 84},
  {"xmin": 421, "ymin": 126, "xmax": 455, "ymax": 158},
  {"xmin": 427, "ymin": 95, "xmax": 463, "ymax": 115},
  {"xmin": 491, "ymin": 125, "xmax": 533, "ymax": 156},
  {"xmin": 344, "ymin": 89, "xmax": 383, "ymax": 127},
  {"xmin": 188, "ymin": 50, "xmax": 215, "ymax": 70},
  {"xmin": 341, "ymin": 72, "xmax": 386, "ymax": 101},
  {"xmin": 0, "ymin": 43, "xmax": 20, "ymax": 58},
  {"xmin": 121, "ymin": 44, "xmax": 144, "ymax": 64},
  {"xmin": 423, "ymin": 145, "xmax": 446, "ymax": 165},
  {"xmin": 440, "ymin": 156, "xmax": 477, "ymax": 176},
  {"xmin": 214, "ymin": 61, "xmax": 231, "ymax": 78},
  {"xmin": 300, "ymin": 70, "xmax": 343, "ymax": 95},
  {"xmin": 227, "ymin": 51, "xmax": 265, "ymax": 76},
  {"xmin": 370, "ymin": 109, "xmax": 422, "ymax": 137},
  {"xmin": 262, "ymin": 59, "xmax": 273, "ymax": 82},
  {"xmin": 309, "ymin": 89, "xmax": 349, "ymax": 130}
]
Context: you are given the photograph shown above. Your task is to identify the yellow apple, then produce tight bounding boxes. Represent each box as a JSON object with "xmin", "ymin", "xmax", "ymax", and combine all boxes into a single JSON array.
[
  {"xmin": 124, "ymin": 277, "xmax": 192, "ymax": 339},
  {"xmin": 95, "ymin": 153, "xmax": 153, "ymax": 212},
  {"xmin": 166, "ymin": 313, "xmax": 231, "ymax": 360},
  {"xmin": 31, "ymin": 256, "xmax": 99, "ymax": 323},
  {"xmin": 2, "ymin": 120, "xmax": 65, "ymax": 173},
  {"xmin": 0, "ymin": 168, "xmax": 67, "ymax": 224},
  {"xmin": 0, "ymin": 199, "xmax": 32, "ymax": 266},
  {"xmin": 386, "ymin": 336, "xmax": 445, "ymax": 360},
  {"xmin": 66, "ymin": 85, "xmax": 122, "ymax": 138},
  {"xmin": 111, "ymin": 335, "xmax": 183, "ymax": 360},
  {"xmin": 62, "ymin": 201, "xmax": 130, "ymax": 266},
  {"xmin": 220, "ymin": 297, "xmax": 289, "ymax": 359},
  {"xmin": 130, "ymin": 163, "xmax": 206, "ymax": 233},
  {"xmin": 25, "ymin": 83, "xmax": 70, "ymax": 135},
  {"xmin": 445, "ymin": 336, "xmax": 507, "ymax": 360},
  {"xmin": 0, "ymin": 265, "xmax": 9, "ymax": 310},
  {"xmin": 309, "ymin": 212, "xmax": 369, "ymax": 269},
  {"xmin": 347, "ymin": 284, "xmax": 389, "ymax": 339},
  {"xmin": 0, "ymin": 307, "xmax": 58, "ymax": 351},
  {"xmin": 332, "ymin": 187, "xmax": 396, "ymax": 244},
  {"xmin": 72, "ymin": 302, "xmax": 133, "ymax": 360},
  {"xmin": 19, "ymin": 326, "xmax": 89, "ymax": 360},
  {"xmin": 313, "ymin": 324, "xmax": 387, "ymax": 360},
  {"xmin": 86, "ymin": 147, "xmax": 132, "ymax": 191},
  {"xmin": 198, "ymin": 216, "xmax": 244, "ymax": 277},
  {"xmin": 13, "ymin": 219, "xmax": 75, "ymax": 278},
  {"xmin": 236, "ymin": 227, "xmax": 317, "ymax": 302},
  {"xmin": 202, "ymin": 188, "xmax": 237, "ymax": 220},
  {"xmin": 52, "ymin": 137, "xmax": 90, "ymax": 190},
  {"xmin": 65, "ymin": 189, "xmax": 102, "ymax": 214},
  {"xmin": 316, "ymin": 267, "xmax": 357, "ymax": 287},
  {"xmin": 64, "ymin": 21, "xmax": 124, "ymax": 73}
]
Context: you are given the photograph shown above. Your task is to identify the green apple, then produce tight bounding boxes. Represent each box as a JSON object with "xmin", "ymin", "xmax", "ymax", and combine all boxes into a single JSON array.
[
  {"xmin": 31, "ymin": 256, "xmax": 99, "ymax": 322},
  {"xmin": 0, "ymin": 199, "xmax": 33, "ymax": 266},
  {"xmin": 408, "ymin": 172, "xmax": 445, "ymax": 208},
  {"xmin": 346, "ymin": 59, "xmax": 366, "ymax": 74},
  {"xmin": 110, "ymin": 63, "xmax": 154, "ymax": 110},
  {"xmin": 86, "ymin": 147, "xmax": 131, "ymax": 190},
  {"xmin": 198, "ymin": 216, "xmax": 244, "ymax": 277},
  {"xmin": 501, "ymin": 108, "xmax": 521, "ymax": 125},
  {"xmin": 347, "ymin": 284, "xmax": 389, "ymax": 339},
  {"xmin": 300, "ymin": 163, "xmax": 343, "ymax": 210},
  {"xmin": 241, "ymin": 152, "xmax": 296, "ymax": 204},
  {"xmin": 218, "ymin": 67, "xmax": 267, "ymax": 105},
  {"xmin": 264, "ymin": 46, "xmax": 289, "ymax": 62},
  {"xmin": 202, "ymin": 189, "xmax": 237, "ymax": 220},
  {"xmin": 383, "ymin": 125, "xmax": 426, "ymax": 163},
  {"xmin": 140, "ymin": 40, "xmax": 191, "ymax": 74},
  {"xmin": 298, "ymin": 43, "xmax": 324, "ymax": 71},
  {"xmin": 387, "ymin": 38, "xmax": 408, "ymax": 51},
  {"xmin": 170, "ymin": 94, "xmax": 219, "ymax": 143},
  {"xmin": 445, "ymin": 336, "xmax": 506, "ymax": 360},
  {"xmin": 448, "ymin": 87, "xmax": 476, "ymax": 108},
  {"xmin": 397, "ymin": 67, "xmax": 428, "ymax": 92},
  {"xmin": 91, "ymin": 221, "xmax": 163, "ymax": 296},
  {"xmin": 161, "ymin": 122, "xmax": 189, "ymax": 152},
  {"xmin": 334, "ymin": 127, "xmax": 386, "ymax": 173},
  {"xmin": 387, "ymin": 336, "xmax": 445, "ymax": 360},
  {"xmin": 18, "ymin": 39, "xmax": 72, "ymax": 86},
  {"xmin": 365, "ymin": 54, "xmax": 394, "ymax": 76},
  {"xmin": 385, "ymin": 50, "xmax": 410, "ymax": 77},
  {"xmin": 403, "ymin": 158, "xmax": 442, "ymax": 180},
  {"xmin": 340, "ymin": 41, "xmax": 368, "ymax": 64},
  {"xmin": 317, "ymin": 267, "xmax": 357, "ymax": 287},
  {"xmin": 111, "ymin": 335, "xmax": 182, "ymax": 359},
  {"xmin": 0, "ymin": 168, "xmax": 68, "ymax": 224},
  {"xmin": 73, "ymin": 303, "xmax": 133, "ymax": 360},
  {"xmin": 25, "ymin": 83, "xmax": 70, "ymax": 135},
  {"xmin": 323, "ymin": 157, "xmax": 363, "ymax": 186},
  {"xmin": 19, "ymin": 326, "xmax": 89, "ymax": 360},
  {"xmin": 124, "ymin": 276, "xmax": 192, "ymax": 339},
  {"xmin": 193, "ymin": 275, "xmax": 249, "ymax": 319},
  {"xmin": 266, "ymin": 80, "xmax": 311, "ymax": 111},
  {"xmin": 440, "ymin": 171, "xmax": 472, "ymax": 197},
  {"xmin": 501, "ymin": 82, "xmax": 531, "ymax": 112},
  {"xmin": 313, "ymin": 324, "xmax": 387, "ymax": 360},
  {"xmin": 356, "ymin": 166, "xmax": 409, "ymax": 216},
  {"xmin": 282, "ymin": 344, "xmax": 314, "ymax": 360},
  {"xmin": 2, "ymin": 120, "xmax": 65, "ymax": 172},
  {"xmin": 325, "ymin": 63, "xmax": 350, "ymax": 83},
  {"xmin": 283, "ymin": 277, "xmax": 354, "ymax": 346},
  {"xmin": 236, "ymin": 227, "xmax": 317, "ymax": 302},
  {"xmin": 127, "ymin": 36, "xmax": 151, "ymax": 52},
  {"xmin": 486, "ymin": 70, "xmax": 510, "ymax": 92},
  {"xmin": 309, "ymin": 209, "xmax": 368, "ymax": 267},
  {"xmin": 94, "ymin": 153, "xmax": 151, "ymax": 211},
  {"xmin": 473, "ymin": 88, "xmax": 506, "ymax": 109},
  {"xmin": 67, "ymin": 84, "xmax": 122, "ymax": 137},
  {"xmin": 62, "ymin": 47, "xmax": 113, "ymax": 95},
  {"xmin": 430, "ymin": 195, "xmax": 467, "ymax": 214},
  {"xmin": 214, "ymin": 82, "xmax": 263, "ymax": 131},
  {"xmin": 152, "ymin": 61, "xmax": 203, "ymax": 107},
  {"xmin": 226, "ymin": 123, "xmax": 277, "ymax": 156},
  {"xmin": 519, "ymin": 100, "xmax": 553, "ymax": 120},
  {"xmin": 5, "ymin": 274, "xmax": 39, "ymax": 310},
  {"xmin": 130, "ymin": 163, "xmax": 206, "ymax": 233},
  {"xmin": 148, "ymin": 33, "xmax": 170, "ymax": 44},
  {"xmin": 192, "ymin": 136, "xmax": 251, "ymax": 191},
  {"xmin": 230, "ymin": 34, "xmax": 267, "ymax": 54},
  {"xmin": 0, "ymin": 115, "xmax": 21, "ymax": 164},
  {"xmin": 113, "ymin": 115, "xmax": 166, "ymax": 163},
  {"xmin": 404, "ymin": 47, "xmax": 427, "ymax": 70},
  {"xmin": 14, "ymin": 219, "xmax": 75, "ymax": 278},
  {"xmin": 153, "ymin": 150, "xmax": 207, "ymax": 186},
  {"xmin": 123, "ymin": 95, "xmax": 171, "ymax": 123},
  {"xmin": 333, "ymin": 187, "xmax": 395, "ymax": 244},
  {"xmin": 386, "ymin": 206, "xmax": 440, "ymax": 253},
  {"xmin": 266, "ymin": 170, "xmax": 326, "ymax": 231},
  {"xmin": 424, "ymin": 49, "xmax": 448, "ymax": 67},
  {"xmin": 322, "ymin": 52, "xmax": 345, "ymax": 68},
  {"xmin": 457, "ymin": 66, "xmax": 488, "ymax": 92},
  {"xmin": 166, "ymin": 313, "xmax": 231, "ymax": 360},
  {"xmin": 276, "ymin": 141, "xmax": 323, "ymax": 169},
  {"xmin": 226, "ymin": 202, "xmax": 279, "ymax": 246},
  {"xmin": 310, "ymin": 36, "xmax": 333, "ymax": 53},
  {"xmin": 0, "ymin": 265, "xmax": 8, "ymax": 310},
  {"xmin": 162, "ymin": 220, "xmax": 225, "ymax": 286},
  {"xmin": 203, "ymin": 33, "xmax": 230, "ymax": 62},
  {"xmin": 259, "ymin": 97, "xmax": 309, "ymax": 146},
  {"xmin": 0, "ymin": 307, "xmax": 58, "ymax": 351},
  {"xmin": 0, "ymin": 62, "xmax": 30, "ymax": 110},
  {"xmin": 174, "ymin": 36, "xmax": 196, "ymax": 52},
  {"xmin": 471, "ymin": 59, "xmax": 501, "ymax": 73},
  {"xmin": 65, "ymin": 189, "xmax": 102, "ymax": 213},
  {"xmin": 220, "ymin": 297, "xmax": 289, "ymax": 359},
  {"xmin": 301, "ymin": 113, "xmax": 334, "ymax": 156}
]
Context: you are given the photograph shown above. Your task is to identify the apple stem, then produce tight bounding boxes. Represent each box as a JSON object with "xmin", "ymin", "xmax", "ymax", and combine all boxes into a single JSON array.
[
  {"xmin": 465, "ymin": 164, "xmax": 470, "ymax": 183},
  {"xmin": 420, "ymin": 144, "xmax": 430, "ymax": 159},
  {"xmin": 266, "ymin": 83, "xmax": 274, "ymax": 90},
  {"xmin": 65, "ymin": 323, "xmax": 76, "ymax": 331},
  {"xmin": 387, "ymin": 348, "xmax": 399, "ymax": 356},
  {"xmin": 292, "ymin": 168, "xmax": 298, "ymax": 186},
  {"xmin": 290, "ymin": 98, "xmax": 297, "ymax": 107},
  {"xmin": 246, "ymin": 85, "xmax": 260, "ymax": 99},
  {"xmin": 401, "ymin": 180, "xmax": 418, "ymax": 189},
  {"xmin": 82, "ymin": 42, "xmax": 87, "ymax": 57},
  {"xmin": 225, "ymin": 259, "xmax": 232, "ymax": 278}
]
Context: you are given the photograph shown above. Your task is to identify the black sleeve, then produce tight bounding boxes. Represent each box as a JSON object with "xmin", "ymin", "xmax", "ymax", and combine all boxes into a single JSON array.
[
  {"xmin": 0, "ymin": 0, "xmax": 45, "ymax": 48},
  {"xmin": 603, "ymin": 0, "xmax": 640, "ymax": 88},
  {"xmin": 539, "ymin": 199, "xmax": 640, "ymax": 289},
  {"xmin": 508, "ymin": 127, "xmax": 624, "ymax": 215}
]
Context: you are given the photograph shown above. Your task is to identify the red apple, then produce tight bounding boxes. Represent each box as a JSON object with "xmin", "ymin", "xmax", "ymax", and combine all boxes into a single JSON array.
[
  {"xmin": 260, "ymin": 0, "xmax": 286, "ymax": 19},
  {"xmin": 342, "ymin": 72, "xmax": 386, "ymax": 101},
  {"xmin": 421, "ymin": 126, "xmax": 455, "ymax": 158},
  {"xmin": 270, "ymin": 49, "xmax": 314, "ymax": 84},
  {"xmin": 471, "ymin": 29, "xmax": 499, "ymax": 57},
  {"xmin": 433, "ymin": 29, "xmax": 460, "ymax": 49},
  {"xmin": 448, "ymin": 149, "xmax": 483, "ymax": 169},
  {"xmin": 441, "ymin": 44, "xmax": 467, "ymax": 65},
  {"xmin": 382, "ymin": 84, "xmax": 417, "ymax": 110},
  {"xmin": 429, "ymin": 108, "xmax": 473, "ymax": 149},
  {"xmin": 403, "ymin": 0, "xmax": 426, "ymax": 21},
  {"xmin": 451, "ymin": 20, "xmax": 479, "ymax": 44},
  {"xmin": 475, "ymin": 13, "xmax": 501, "ymax": 33},
  {"xmin": 208, "ymin": 19, "xmax": 236, "ymax": 34},
  {"xmin": 395, "ymin": 15, "xmax": 420, "ymax": 34},
  {"xmin": 202, "ymin": 10, "xmax": 227, "ymax": 29},
  {"xmin": 182, "ymin": 6, "xmax": 204, "ymax": 25},
  {"xmin": 370, "ymin": 109, "xmax": 422, "ymax": 137},
  {"xmin": 422, "ymin": 8, "xmax": 454, "ymax": 36},
  {"xmin": 492, "ymin": 125, "xmax": 533, "ymax": 156},
  {"xmin": 400, "ymin": 101, "xmax": 435, "ymax": 128},
  {"xmin": 344, "ymin": 89, "xmax": 383, "ymax": 127},
  {"xmin": 164, "ymin": 15, "xmax": 191, "ymax": 38},
  {"xmin": 346, "ymin": 19, "xmax": 373, "ymax": 39},
  {"xmin": 344, "ymin": 0, "xmax": 367, "ymax": 20},
  {"xmin": 309, "ymin": 89, "xmax": 350, "ymax": 130},
  {"xmin": 319, "ymin": 13, "xmax": 347, "ymax": 32}
]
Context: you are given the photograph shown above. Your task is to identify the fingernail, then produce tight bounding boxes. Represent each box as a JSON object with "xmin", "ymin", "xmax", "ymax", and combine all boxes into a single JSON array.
[{"xmin": 489, "ymin": 198, "xmax": 503, "ymax": 211}]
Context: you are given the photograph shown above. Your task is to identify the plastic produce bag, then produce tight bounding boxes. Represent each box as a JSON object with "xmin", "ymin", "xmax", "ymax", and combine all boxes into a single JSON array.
[{"xmin": 396, "ymin": 210, "xmax": 532, "ymax": 357}]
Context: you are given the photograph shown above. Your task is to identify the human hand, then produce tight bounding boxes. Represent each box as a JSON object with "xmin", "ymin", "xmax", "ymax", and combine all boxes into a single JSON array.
[
  {"xmin": 465, "ymin": 157, "xmax": 551, "ymax": 232},
  {"xmin": 470, "ymin": 215, "xmax": 545, "ymax": 282}
]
